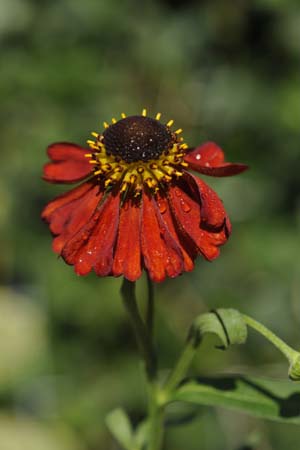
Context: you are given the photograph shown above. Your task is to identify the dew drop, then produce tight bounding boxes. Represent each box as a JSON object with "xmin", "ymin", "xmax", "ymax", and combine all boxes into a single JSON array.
[
  {"xmin": 180, "ymin": 199, "xmax": 191, "ymax": 213},
  {"xmin": 175, "ymin": 188, "xmax": 182, "ymax": 197},
  {"xmin": 196, "ymin": 154, "xmax": 201, "ymax": 160},
  {"xmin": 158, "ymin": 200, "xmax": 167, "ymax": 214}
]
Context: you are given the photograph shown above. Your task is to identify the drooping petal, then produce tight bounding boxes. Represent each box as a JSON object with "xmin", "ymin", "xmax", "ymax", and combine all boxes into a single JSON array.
[
  {"xmin": 184, "ymin": 173, "xmax": 231, "ymax": 234},
  {"xmin": 51, "ymin": 185, "xmax": 102, "ymax": 253},
  {"xmin": 141, "ymin": 192, "xmax": 184, "ymax": 282},
  {"xmin": 62, "ymin": 193, "xmax": 120, "ymax": 276},
  {"xmin": 42, "ymin": 181, "xmax": 93, "ymax": 224},
  {"xmin": 184, "ymin": 142, "xmax": 248, "ymax": 177},
  {"xmin": 43, "ymin": 142, "xmax": 92, "ymax": 183},
  {"xmin": 168, "ymin": 181, "xmax": 228, "ymax": 261},
  {"xmin": 155, "ymin": 194, "xmax": 195, "ymax": 273},
  {"xmin": 112, "ymin": 200, "xmax": 142, "ymax": 281}
]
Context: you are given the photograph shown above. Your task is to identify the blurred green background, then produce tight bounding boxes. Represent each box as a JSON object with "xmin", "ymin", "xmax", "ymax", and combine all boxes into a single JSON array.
[{"xmin": 1, "ymin": 0, "xmax": 300, "ymax": 448}]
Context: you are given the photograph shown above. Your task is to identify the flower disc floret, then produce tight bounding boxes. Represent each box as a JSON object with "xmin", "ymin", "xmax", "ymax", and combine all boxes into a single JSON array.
[
  {"xmin": 86, "ymin": 113, "xmax": 188, "ymax": 197},
  {"xmin": 103, "ymin": 116, "xmax": 175, "ymax": 163}
]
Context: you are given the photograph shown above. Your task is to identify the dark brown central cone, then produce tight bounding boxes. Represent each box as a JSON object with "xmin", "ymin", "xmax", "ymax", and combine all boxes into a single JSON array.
[{"xmin": 102, "ymin": 116, "xmax": 175, "ymax": 163}]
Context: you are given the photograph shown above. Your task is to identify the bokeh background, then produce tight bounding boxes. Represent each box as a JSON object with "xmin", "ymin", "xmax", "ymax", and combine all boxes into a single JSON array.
[{"xmin": 1, "ymin": 0, "xmax": 300, "ymax": 449}]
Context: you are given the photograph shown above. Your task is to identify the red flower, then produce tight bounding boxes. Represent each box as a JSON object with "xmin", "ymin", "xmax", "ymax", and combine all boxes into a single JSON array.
[{"xmin": 42, "ymin": 111, "xmax": 247, "ymax": 282}]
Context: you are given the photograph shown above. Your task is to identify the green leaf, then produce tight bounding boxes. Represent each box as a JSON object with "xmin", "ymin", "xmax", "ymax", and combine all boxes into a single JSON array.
[
  {"xmin": 171, "ymin": 375, "xmax": 300, "ymax": 424},
  {"xmin": 105, "ymin": 408, "xmax": 134, "ymax": 450},
  {"xmin": 133, "ymin": 420, "xmax": 148, "ymax": 449},
  {"xmin": 192, "ymin": 309, "xmax": 247, "ymax": 349}
]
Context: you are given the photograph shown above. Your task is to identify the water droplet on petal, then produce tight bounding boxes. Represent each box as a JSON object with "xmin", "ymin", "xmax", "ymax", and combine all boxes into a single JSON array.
[
  {"xmin": 158, "ymin": 200, "xmax": 167, "ymax": 214},
  {"xmin": 180, "ymin": 199, "xmax": 191, "ymax": 213}
]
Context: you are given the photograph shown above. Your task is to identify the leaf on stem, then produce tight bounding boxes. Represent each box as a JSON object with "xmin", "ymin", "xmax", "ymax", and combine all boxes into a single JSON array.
[
  {"xmin": 171, "ymin": 375, "xmax": 300, "ymax": 424},
  {"xmin": 191, "ymin": 308, "xmax": 247, "ymax": 349},
  {"xmin": 105, "ymin": 408, "xmax": 134, "ymax": 450}
]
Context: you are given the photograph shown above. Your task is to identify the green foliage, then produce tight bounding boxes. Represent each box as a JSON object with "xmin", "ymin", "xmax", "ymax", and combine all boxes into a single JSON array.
[
  {"xmin": 106, "ymin": 408, "xmax": 135, "ymax": 450},
  {"xmin": 1, "ymin": 0, "xmax": 300, "ymax": 449},
  {"xmin": 192, "ymin": 309, "xmax": 248, "ymax": 349},
  {"xmin": 173, "ymin": 376, "xmax": 300, "ymax": 425}
]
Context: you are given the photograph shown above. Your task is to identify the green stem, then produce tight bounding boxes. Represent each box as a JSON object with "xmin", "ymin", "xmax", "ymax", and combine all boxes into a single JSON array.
[
  {"xmin": 242, "ymin": 314, "xmax": 299, "ymax": 364},
  {"xmin": 148, "ymin": 382, "xmax": 165, "ymax": 450},
  {"xmin": 164, "ymin": 339, "xmax": 197, "ymax": 394},
  {"xmin": 121, "ymin": 278, "xmax": 165, "ymax": 450},
  {"xmin": 242, "ymin": 314, "xmax": 300, "ymax": 380},
  {"xmin": 146, "ymin": 273, "xmax": 155, "ymax": 340},
  {"xmin": 121, "ymin": 279, "xmax": 157, "ymax": 380}
]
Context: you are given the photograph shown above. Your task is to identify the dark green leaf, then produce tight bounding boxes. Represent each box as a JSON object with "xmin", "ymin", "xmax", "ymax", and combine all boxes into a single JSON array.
[{"xmin": 171, "ymin": 375, "xmax": 300, "ymax": 424}]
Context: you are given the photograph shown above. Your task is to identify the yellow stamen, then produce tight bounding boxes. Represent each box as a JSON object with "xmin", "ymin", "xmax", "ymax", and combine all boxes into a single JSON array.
[
  {"xmin": 130, "ymin": 174, "xmax": 137, "ymax": 184},
  {"xmin": 120, "ymin": 182, "xmax": 128, "ymax": 193},
  {"xmin": 87, "ymin": 142, "xmax": 98, "ymax": 150},
  {"xmin": 121, "ymin": 112, "xmax": 126, "ymax": 118},
  {"xmin": 91, "ymin": 132, "xmax": 99, "ymax": 138},
  {"xmin": 94, "ymin": 170, "xmax": 102, "ymax": 175},
  {"xmin": 101, "ymin": 164, "xmax": 112, "ymax": 171},
  {"xmin": 181, "ymin": 143, "xmax": 188, "ymax": 149},
  {"xmin": 103, "ymin": 121, "xmax": 109, "ymax": 129},
  {"xmin": 85, "ymin": 153, "xmax": 92, "ymax": 158},
  {"xmin": 152, "ymin": 166, "xmax": 172, "ymax": 181},
  {"xmin": 89, "ymin": 160, "xmax": 98, "ymax": 164},
  {"xmin": 175, "ymin": 128, "xmax": 183, "ymax": 134},
  {"xmin": 112, "ymin": 118, "xmax": 117, "ymax": 124},
  {"xmin": 156, "ymin": 112, "xmax": 161, "ymax": 120},
  {"xmin": 174, "ymin": 170, "xmax": 183, "ymax": 177},
  {"xmin": 146, "ymin": 178, "xmax": 155, "ymax": 188},
  {"xmin": 142, "ymin": 108, "xmax": 147, "ymax": 117},
  {"xmin": 167, "ymin": 119, "xmax": 174, "ymax": 127}
]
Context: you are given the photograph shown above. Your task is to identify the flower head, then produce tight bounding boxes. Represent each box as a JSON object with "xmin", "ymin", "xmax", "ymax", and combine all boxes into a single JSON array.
[{"xmin": 42, "ymin": 110, "xmax": 247, "ymax": 282}]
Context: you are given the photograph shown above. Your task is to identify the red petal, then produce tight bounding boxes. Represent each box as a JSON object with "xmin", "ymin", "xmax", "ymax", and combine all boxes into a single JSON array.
[
  {"xmin": 51, "ymin": 185, "xmax": 102, "ymax": 253},
  {"xmin": 185, "ymin": 173, "xmax": 231, "ymax": 234},
  {"xmin": 43, "ymin": 143, "xmax": 92, "ymax": 183},
  {"xmin": 42, "ymin": 182, "xmax": 93, "ymax": 222},
  {"xmin": 64, "ymin": 194, "xmax": 120, "ymax": 276},
  {"xmin": 112, "ymin": 201, "xmax": 142, "ymax": 281},
  {"xmin": 168, "ymin": 182, "xmax": 228, "ymax": 261},
  {"xmin": 184, "ymin": 142, "xmax": 248, "ymax": 177},
  {"xmin": 155, "ymin": 194, "xmax": 194, "ymax": 273},
  {"xmin": 141, "ymin": 192, "xmax": 184, "ymax": 282}
]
